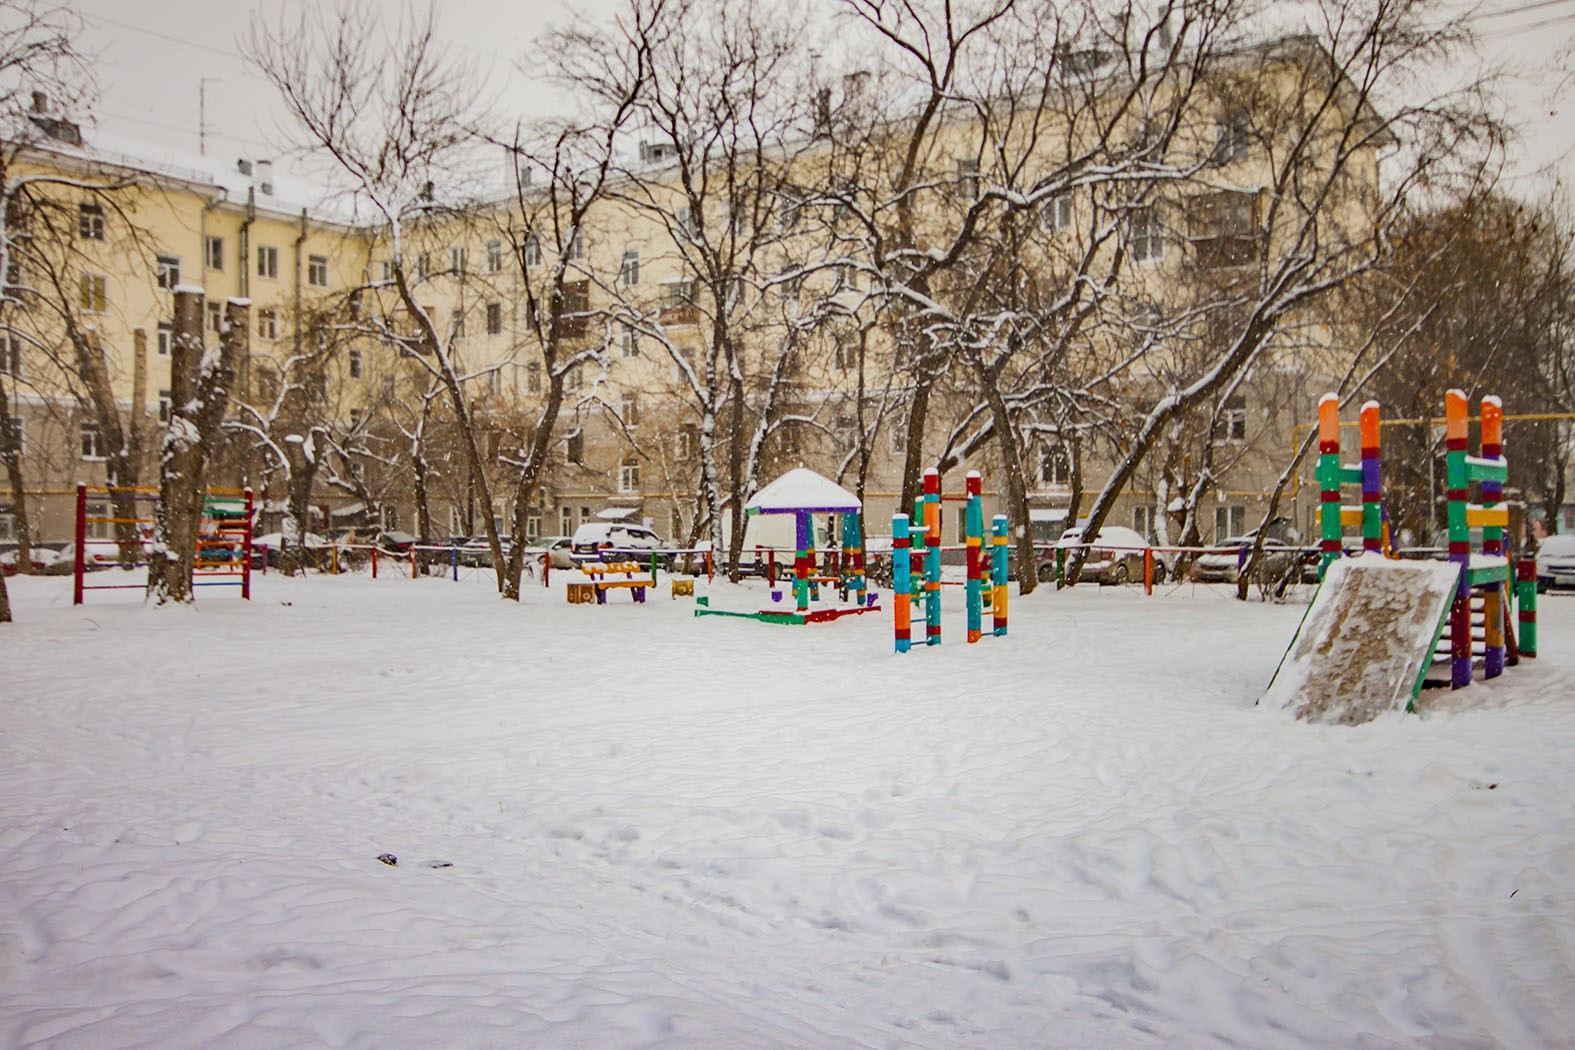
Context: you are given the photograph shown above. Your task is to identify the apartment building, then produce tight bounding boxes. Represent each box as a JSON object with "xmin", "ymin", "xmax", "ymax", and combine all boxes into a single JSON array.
[{"xmin": 1, "ymin": 35, "xmax": 1382, "ymax": 556}]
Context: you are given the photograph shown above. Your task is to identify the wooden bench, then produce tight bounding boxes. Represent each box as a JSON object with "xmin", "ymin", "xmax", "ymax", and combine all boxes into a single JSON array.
[{"xmin": 566, "ymin": 561, "xmax": 655, "ymax": 604}]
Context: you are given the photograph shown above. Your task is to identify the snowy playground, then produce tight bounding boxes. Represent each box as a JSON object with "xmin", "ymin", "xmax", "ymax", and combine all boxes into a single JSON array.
[{"xmin": 2, "ymin": 572, "xmax": 1572, "ymax": 1049}]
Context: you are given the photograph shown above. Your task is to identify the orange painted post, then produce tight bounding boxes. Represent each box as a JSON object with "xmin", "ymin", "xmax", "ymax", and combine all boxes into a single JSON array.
[
  {"xmin": 1143, "ymin": 548, "xmax": 1154, "ymax": 595},
  {"xmin": 371, "ymin": 544, "xmax": 379, "ymax": 579}
]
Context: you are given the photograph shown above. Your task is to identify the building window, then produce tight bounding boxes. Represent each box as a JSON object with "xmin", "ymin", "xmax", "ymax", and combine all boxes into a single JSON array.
[
  {"xmin": 78, "ymin": 273, "xmax": 107, "ymax": 313},
  {"xmin": 258, "ymin": 308, "xmax": 278, "ymax": 341},
  {"xmin": 85, "ymin": 500, "xmax": 110, "ymax": 540},
  {"xmin": 485, "ymin": 240, "xmax": 503, "ymax": 274},
  {"xmin": 678, "ymin": 425, "xmax": 696, "ymax": 459},
  {"xmin": 566, "ymin": 429, "xmax": 584, "ymax": 463},
  {"xmin": 449, "ymin": 246, "xmax": 466, "ymax": 274},
  {"xmin": 308, "ymin": 254, "xmax": 329, "ymax": 287},
  {"xmin": 560, "ymin": 506, "xmax": 573, "ymax": 534},
  {"xmin": 486, "ymin": 302, "xmax": 502, "ymax": 335},
  {"xmin": 415, "ymin": 252, "xmax": 429, "ymax": 280},
  {"xmin": 1133, "ymin": 504, "xmax": 1155, "ymax": 542},
  {"xmin": 1043, "ymin": 193, "xmax": 1073, "ymax": 231},
  {"xmin": 618, "ymin": 456, "xmax": 640, "ymax": 493},
  {"xmin": 566, "ymin": 228, "xmax": 584, "ymax": 260},
  {"xmin": 205, "ymin": 235, "xmax": 224, "ymax": 270},
  {"xmin": 620, "ymin": 324, "xmax": 638, "ymax": 358},
  {"xmin": 1213, "ymin": 109, "xmax": 1250, "ymax": 165},
  {"xmin": 1190, "ymin": 190, "xmax": 1258, "ymax": 269},
  {"xmin": 257, "ymin": 245, "xmax": 279, "ymax": 279},
  {"xmin": 889, "ymin": 425, "xmax": 904, "ymax": 455},
  {"xmin": 380, "ymin": 259, "xmax": 395, "ymax": 283},
  {"xmin": 381, "ymin": 504, "xmax": 399, "ymax": 531},
  {"xmin": 155, "ymin": 321, "xmax": 173, "ymax": 356},
  {"xmin": 1040, "ymin": 444, "xmax": 1070, "ymax": 486},
  {"xmin": 1129, "ymin": 208, "xmax": 1164, "ymax": 263},
  {"xmin": 207, "ymin": 301, "xmax": 223, "ymax": 334},
  {"xmin": 78, "ymin": 202, "xmax": 105, "ymax": 240},
  {"xmin": 0, "ymin": 331, "xmax": 20, "ymax": 376},
  {"xmin": 1215, "ymin": 504, "xmax": 1246, "ymax": 540},
  {"xmin": 80, "ymin": 424, "xmax": 104, "ymax": 460},
  {"xmin": 955, "ymin": 157, "xmax": 981, "ymax": 200},
  {"xmin": 660, "ymin": 281, "xmax": 691, "ymax": 310},
  {"xmin": 523, "ymin": 234, "xmax": 541, "ymax": 268},
  {"xmin": 451, "ymin": 308, "xmax": 465, "ymax": 337},
  {"xmin": 350, "ymin": 408, "xmax": 363, "ymax": 428},
  {"xmin": 526, "ymin": 360, "xmax": 541, "ymax": 393},
  {"xmin": 348, "ymin": 348, "xmax": 363, "ymax": 379},
  {"xmin": 566, "ymin": 363, "xmax": 583, "ymax": 391},
  {"xmin": 1222, "ymin": 397, "xmax": 1247, "ymax": 442},
  {"xmin": 158, "ymin": 388, "xmax": 171, "ymax": 424},
  {"xmin": 620, "ymin": 393, "xmax": 639, "ymax": 425},
  {"xmin": 619, "ymin": 248, "xmax": 639, "ymax": 287}
]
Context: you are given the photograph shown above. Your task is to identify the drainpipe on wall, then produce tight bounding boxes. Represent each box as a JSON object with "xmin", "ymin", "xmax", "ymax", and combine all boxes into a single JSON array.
[
  {"xmin": 294, "ymin": 208, "xmax": 306, "ymax": 358},
  {"xmin": 239, "ymin": 186, "xmax": 255, "ymax": 300}
]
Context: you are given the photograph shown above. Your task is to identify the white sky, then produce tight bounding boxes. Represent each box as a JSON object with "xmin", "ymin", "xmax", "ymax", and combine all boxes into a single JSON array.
[{"xmin": 60, "ymin": 0, "xmax": 1575, "ymax": 198}]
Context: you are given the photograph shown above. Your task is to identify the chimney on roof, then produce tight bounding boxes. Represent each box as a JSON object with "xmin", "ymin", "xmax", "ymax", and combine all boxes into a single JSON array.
[
  {"xmin": 26, "ymin": 89, "xmax": 81, "ymax": 146},
  {"xmin": 256, "ymin": 159, "xmax": 274, "ymax": 196}
]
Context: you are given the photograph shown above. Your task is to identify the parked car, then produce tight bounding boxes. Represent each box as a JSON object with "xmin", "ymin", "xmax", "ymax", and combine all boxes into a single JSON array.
[
  {"xmin": 1, "ymin": 544, "xmax": 65, "ymax": 575},
  {"xmin": 570, "ymin": 521, "xmax": 671, "ymax": 566},
  {"xmin": 457, "ymin": 535, "xmax": 512, "ymax": 567},
  {"xmin": 1193, "ymin": 535, "xmax": 1313, "ymax": 585},
  {"xmin": 1054, "ymin": 524, "xmax": 1169, "ymax": 584},
  {"xmin": 52, "ymin": 542, "xmax": 134, "ymax": 574},
  {"xmin": 530, "ymin": 535, "xmax": 576, "ymax": 570},
  {"xmin": 1535, "ymin": 533, "xmax": 1575, "ymax": 593},
  {"xmin": 252, "ymin": 531, "xmax": 336, "ymax": 569}
]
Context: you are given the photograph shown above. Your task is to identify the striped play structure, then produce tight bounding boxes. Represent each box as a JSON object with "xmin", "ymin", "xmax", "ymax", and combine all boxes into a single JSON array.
[
  {"xmin": 1315, "ymin": 393, "xmax": 1389, "ymax": 577},
  {"xmin": 1442, "ymin": 390, "xmax": 1537, "ymax": 688},
  {"xmin": 893, "ymin": 470, "xmax": 1008, "ymax": 653}
]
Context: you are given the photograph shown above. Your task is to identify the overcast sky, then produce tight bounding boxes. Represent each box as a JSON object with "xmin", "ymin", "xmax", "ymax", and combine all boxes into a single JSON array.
[{"xmin": 61, "ymin": 0, "xmax": 1575, "ymax": 198}]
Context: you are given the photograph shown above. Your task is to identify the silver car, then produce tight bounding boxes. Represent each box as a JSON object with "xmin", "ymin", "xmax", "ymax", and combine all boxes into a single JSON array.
[{"xmin": 1536, "ymin": 534, "xmax": 1575, "ymax": 592}]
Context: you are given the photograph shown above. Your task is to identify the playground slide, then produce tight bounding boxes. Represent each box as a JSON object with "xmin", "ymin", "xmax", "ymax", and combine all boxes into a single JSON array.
[{"xmin": 1262, "ymin": 557, "xmax": 1461, "ymax": 725}]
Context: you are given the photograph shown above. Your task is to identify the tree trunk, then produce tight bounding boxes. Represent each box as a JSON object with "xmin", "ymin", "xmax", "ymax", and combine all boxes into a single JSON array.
[
  {"xmin": 71, "ymin": 327, "xmax": 144, "ymax": 565},
  {"xmin": 147, "ymin": 291, "xmax": 241, "ymax": 605},
  {"xmin": 977, "ymin": 361, "xmax": 1037, "ymax": 594},
  {"xmin": 0, "ymin": 369, "xmax": 32, "ymax": 577}
]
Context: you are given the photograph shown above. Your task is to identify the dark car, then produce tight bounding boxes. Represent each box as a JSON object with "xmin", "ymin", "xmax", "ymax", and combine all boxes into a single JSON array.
[{"xmin": 1193, "ymin": 535, "xmax": 1315, "ymax": 585}]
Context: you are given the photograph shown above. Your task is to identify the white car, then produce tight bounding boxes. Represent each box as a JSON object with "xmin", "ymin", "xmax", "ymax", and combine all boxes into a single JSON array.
[
  {"xmin": 569, "ymin": 522, "xmax": 671, "ymax": 566},
  {"xmin": 1536, "ymin": 533, "xmax": 1575, "ymax": 593},
  {"xmin": 1055, "ymin": 524, "xmax": 1167, "ymax": 584}
]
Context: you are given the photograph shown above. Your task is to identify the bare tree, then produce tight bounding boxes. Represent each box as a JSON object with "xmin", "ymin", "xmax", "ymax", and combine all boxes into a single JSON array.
[
  {"xmin": 246, "ymin": 2, "xmax": 518, "ymax": 587},
  {"xmin": 1064, "ymin": 1, "xmax": 1500, "ymax": 586},
  {"xmin": 0, "ymin": 0, "xmax": 95, "ymax": 621}
]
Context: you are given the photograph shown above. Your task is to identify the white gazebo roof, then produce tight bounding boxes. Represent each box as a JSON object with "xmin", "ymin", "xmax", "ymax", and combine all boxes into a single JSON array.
[{"xmin": 745, "ymin": 468, "xmax": 862, "ymax": 515}]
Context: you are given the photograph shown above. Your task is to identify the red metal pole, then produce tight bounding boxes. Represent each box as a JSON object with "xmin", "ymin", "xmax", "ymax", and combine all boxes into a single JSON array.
[
  {"xmin": 73, "ymin": 482, "xmax": 87, "ymax": 605},
  {"xmin": 371, "ymin": 544, "xmax": 378, "ymax": 579},
  {"xmin": 1143, "ymin": 548, "xmax": 1153, "ymax": 595},
  {"xmin": 242, "ymin": 487, "xmax": 253, "ymax": 600}
]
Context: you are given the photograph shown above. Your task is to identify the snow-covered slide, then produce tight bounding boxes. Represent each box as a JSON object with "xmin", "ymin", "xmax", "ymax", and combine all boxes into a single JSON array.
[{"xmin": 1262, "ymin": 557, "xmax": 1461, "ymax": 725}]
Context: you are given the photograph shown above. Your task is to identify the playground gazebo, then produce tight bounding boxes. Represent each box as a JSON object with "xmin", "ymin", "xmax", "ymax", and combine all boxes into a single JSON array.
[{"xmin": 744, "ymin": 468, "xmax": 863, "ymax": 612}]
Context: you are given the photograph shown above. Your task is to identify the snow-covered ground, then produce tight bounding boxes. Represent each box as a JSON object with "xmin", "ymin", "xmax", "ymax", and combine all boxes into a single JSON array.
[{"xmin": 2, "ymin": 571, "xmax": 1571, "ymax": 1049}]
